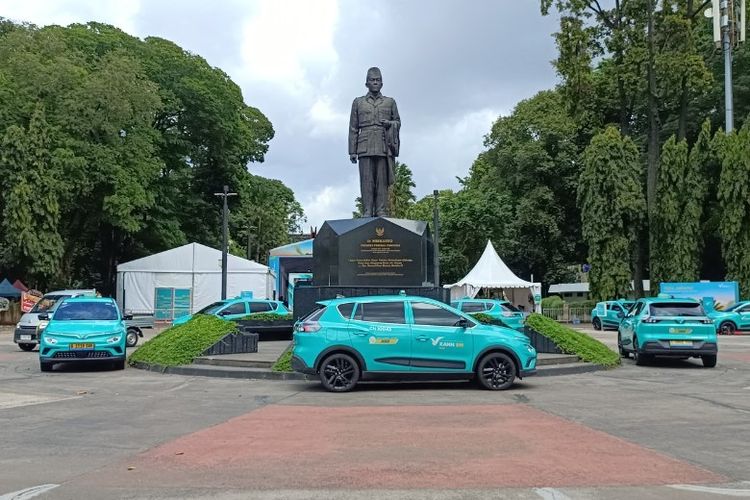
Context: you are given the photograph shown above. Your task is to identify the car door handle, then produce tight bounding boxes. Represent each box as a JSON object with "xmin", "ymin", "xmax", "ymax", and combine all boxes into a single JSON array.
[{"xmin": 416, "ymin": 335, "xmax": 429, "ymax": 342}]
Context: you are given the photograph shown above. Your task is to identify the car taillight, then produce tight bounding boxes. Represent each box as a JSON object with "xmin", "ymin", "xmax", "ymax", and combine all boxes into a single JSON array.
[
  {"xmin": 643, "ymin": 316, "xmax": 657, "ymax": 323},
  {"xmin": 301, "ymin": 321, "xmax": 321, "ymax": 333},
  {"xmin": 702, "ymin": 318, "xmax": 714, "ymax": 324}
]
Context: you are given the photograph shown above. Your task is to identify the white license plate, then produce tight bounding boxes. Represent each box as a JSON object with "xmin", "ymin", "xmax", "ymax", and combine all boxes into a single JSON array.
[{"xmin": 20, "ymin": 335, "xmax": 32, "ymax": 341}]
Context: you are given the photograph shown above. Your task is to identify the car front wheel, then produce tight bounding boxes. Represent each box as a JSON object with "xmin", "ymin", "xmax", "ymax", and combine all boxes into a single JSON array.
[
  {"xmin": 617, "ymin": 332, "xmax": 629, "ymax": 358},
  {"xmin": 592, "ymin": 317, "xmax": 602, "ymax": 331},
  {"xmin": 126, "ymin": 328, "xmax": 139, "ymax": 347},
  {"xmin": 719, "ymin": 321, "xmax": 735, "ymax": 336},
  {"xmin": 40, "ymin": 361, "xmax": 53, "ymax": 372},
  {"xmin": 702, "ymin": 355, "xmax": 717, "ymax": 368},
  {"xmin": 18, "ymin": 343, "xmax": 35, "ymax": 352},
  {"xmin": 477, "ymin": 352, "xmax": 516, "ymax": 390},
  {"xmin": 319, "ymin": 353, "xmax": 360, "ymax": 392},
  {"xmin": 632, "ymin": 336, "xmax": 652, "ymax": 366}
]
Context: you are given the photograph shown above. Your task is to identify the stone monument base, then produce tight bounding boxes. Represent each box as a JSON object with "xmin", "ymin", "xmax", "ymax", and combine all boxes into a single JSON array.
[{"xmin": 292, "ymin": 285, "xmax": 449, "ymax": 321}]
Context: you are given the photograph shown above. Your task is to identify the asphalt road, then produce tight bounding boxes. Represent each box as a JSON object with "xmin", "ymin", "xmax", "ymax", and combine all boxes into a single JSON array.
[{"xmin": 0, "ymin": 326, "xmax": 749, "ymax": 499}]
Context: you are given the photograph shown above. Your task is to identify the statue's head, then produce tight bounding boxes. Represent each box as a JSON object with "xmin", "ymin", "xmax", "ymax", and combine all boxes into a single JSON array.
[{"xmin": 365, "ymin": 67, "xmax": 382, "ymax": 93}]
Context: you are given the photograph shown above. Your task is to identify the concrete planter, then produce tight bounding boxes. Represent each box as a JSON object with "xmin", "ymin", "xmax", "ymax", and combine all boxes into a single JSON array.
[
  {"xmin": 201, "ymin": 331, "xmax": 259, "ymax": 355},
  {"xmin": 523, "ymin": 326, "xmax": 563, "ymax": 354}
]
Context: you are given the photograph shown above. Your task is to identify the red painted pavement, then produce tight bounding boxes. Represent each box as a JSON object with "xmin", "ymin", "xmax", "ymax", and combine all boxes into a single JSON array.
[{"xmin": 111, "ymin": 404, "xmax": 724, "ymax": 490}]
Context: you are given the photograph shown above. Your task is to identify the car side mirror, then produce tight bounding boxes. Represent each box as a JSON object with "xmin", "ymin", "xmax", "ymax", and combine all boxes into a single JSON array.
[
  {"xmin": 456, "ymin": 318, "xmax": 469, "ymax": 328},
  {"xmin": 617, "ymin": 312, "xmax": 624, "ymax": 318},
  {"xmin": 123, "ymin": 314, "xmax": 133, "ymax": 321},
  {"xmin": 38, "ymin": 313, "xmax": 49, "ymax": 321}
]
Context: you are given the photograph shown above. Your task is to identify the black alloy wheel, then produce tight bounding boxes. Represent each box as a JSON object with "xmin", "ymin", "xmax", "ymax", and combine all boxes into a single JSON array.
[
  {"xmin": 592, "ymin": 317, "xmax": 602, "ymax": 331},
  {"xmin": 319, "ymin": 353, "xmax": 360, "ymax": 392},
  {"xmin": 126, "ymin": 328, "xmax": 139, "ymax": 347},
  {"xmin": 617, "ymin": 332, "xmax": 628, "ymax": 358},
  {"xmin": 702, "ymin": 355, "xmax": 717, "ymax": 368},
  {"xmin": 719, "ymin": 321, "xmax": 735, "ymax": 336},
  {"xmin": 477, "ymin": 352, "xmax": 516, "ymax": 390},
  {"xmin": 18, "ymin": 343, "xmax": 35, "ymax": 352},
  {"xmin": 632, "ymin": 336, "xmax": 651, "ymax": 366}
]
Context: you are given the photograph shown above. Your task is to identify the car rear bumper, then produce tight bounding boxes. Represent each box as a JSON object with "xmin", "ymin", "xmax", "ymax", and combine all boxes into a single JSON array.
[
  {"xmin": 520, "ymin": 368, "xmax": 537, "ymax": 377},
  {"xmin": 292, "ymin": 355, "xmax": 317, "ymax": 375},
  {"xmin": 14, "ymin": 328, "xmax": 39, "ymax": 344},
  {"xmin": 640, "ymin": 340, "xmax": 717, "ymax": 356}
]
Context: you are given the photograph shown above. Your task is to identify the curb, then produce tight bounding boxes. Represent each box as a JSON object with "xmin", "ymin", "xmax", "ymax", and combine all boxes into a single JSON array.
[{"xmin": 130, "ymin": 359, "xmax": 610, "ymax": 381}]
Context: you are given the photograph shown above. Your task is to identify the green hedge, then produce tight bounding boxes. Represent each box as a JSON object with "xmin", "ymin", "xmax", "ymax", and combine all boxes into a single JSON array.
[
  {"xmin": 525, "ymin": 313, "xmax": 620, "ymax": 367},
  {"xmin": 541, "ymin": 295, "xmax": 564, "ymax": 308},
  {"xmin": 469, "ymin": 312, "xmax": 511, "ymax": 329},
  {"xmin": 272, "ymin": 348, "xmax": 293, "ymax": 372},
  {"xmin": 236, "ymin": 312, "xmax": 293, "ymax": 322},
  {"xmin": 128, "ymin": 315, "xmax": 237, "ymax": 367}
]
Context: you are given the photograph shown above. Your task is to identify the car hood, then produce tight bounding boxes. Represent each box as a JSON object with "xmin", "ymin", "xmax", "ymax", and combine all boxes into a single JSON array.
[
  {"xmin": 45, "ymin": 320, "xmax": 123, "ymax": 336},
  {"xmin": 707, "ymin": 311, "xmax": 733, "ymax": 319},
  {"xmin": 18, "ymin": 313, "xmax": 41, "ymax": 326},
  {"xmin": 476, "ymin": 323, "xmax": 529, "ymax": 342}
]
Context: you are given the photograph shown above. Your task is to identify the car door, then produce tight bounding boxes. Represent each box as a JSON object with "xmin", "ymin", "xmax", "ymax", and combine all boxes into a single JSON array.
[
  {"xmin": 619, "ymin": 301, "xmax": 643, "ymax": 347},
  {"xmin": 408, "ymin": 300, "xmax": 473, "ymax": 372},
  {"xmin": 736, "ymin": 304, "xmax": 750, "ymax": 330},
  {"xmin": 348, "ymin": 301, "xmax": 411, "ymax": 372},
  {"xmin": 606, "ymin": 303, "xmax": 624, "ymax": 328},
  {"xmin": 217, "ymin": 301, "xmax": 248, "ymax": 321},
  {"xmin": 247, "ymin": 301, "xmax": 272, "ymax": 316}
]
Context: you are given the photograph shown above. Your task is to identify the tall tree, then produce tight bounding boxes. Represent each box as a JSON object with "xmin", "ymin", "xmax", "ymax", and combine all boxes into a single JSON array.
[
  {"xmin": 578, "ymin": 126, "xmax": 646, "ymax": 300},
  {"xmin": 389, "ymin": 162, "xmax": 417, "ymax": 218}
]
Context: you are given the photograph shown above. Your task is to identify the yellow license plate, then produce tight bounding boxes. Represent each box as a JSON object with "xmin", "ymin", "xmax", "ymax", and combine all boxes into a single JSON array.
[
  {"xmin": 670, "ymin": 340, "xmax": 693, "ymax": 346},
  {"xmin": 70, "ymin": 343, "xmax": 94, "ymax": 349},
  {"xmin": 669, "ymin": 328, "xmax": 693, "ymax": 334}
]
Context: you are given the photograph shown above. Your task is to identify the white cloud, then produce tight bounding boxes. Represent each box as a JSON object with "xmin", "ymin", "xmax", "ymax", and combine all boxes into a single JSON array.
[
  {"xmin": 300, "ymin": 177, "xmax": 359, "ymax": 228},
  {"xmin": 238, "ymin": 0, "xmax": 339, "ymax": 95},
  {"xmin": 308, "ymin": 96, "xmax": 349, "ymax": 137},
  {"xmin": 0, "ymin": 0, "xmax": 141, "ymax": 33}
]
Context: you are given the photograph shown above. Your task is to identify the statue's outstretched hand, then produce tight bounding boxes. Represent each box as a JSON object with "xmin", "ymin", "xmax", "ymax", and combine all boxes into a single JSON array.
[
  {"xmin": 380, "ymin": 119, "xmax": 391, "ymax": 128},
  {"xmin": 349, "ymin": 154, "xmax": 357, "ymax": 164}
]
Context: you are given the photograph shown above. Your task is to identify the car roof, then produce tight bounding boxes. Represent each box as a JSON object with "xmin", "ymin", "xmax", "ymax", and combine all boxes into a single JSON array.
[
  {"xmin": 319, "ymin": 295, "xmax": 447, "ymax": 307},
  {"xmin": 44, "ymin": 289, "xmax": 97, "ymax": 296},
  {"xmin": 455, "ymin": 298, "xmax": 508, "ymax": 304},
  {"xmin": 62, "ymin": 296, "xmax": 115, "ymax": 303},
  {"xmin": 225, "ymin": 297, "xmax": 279, "ymax": 304},
  {"xmin": 638, "ymin": 297, "xmax": 701, "ymax": 304}
]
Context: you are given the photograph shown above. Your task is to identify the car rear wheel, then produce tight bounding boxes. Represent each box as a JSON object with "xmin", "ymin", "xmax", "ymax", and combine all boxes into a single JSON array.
[
  {"xmin": 719, "ymin": 321, "xmax": 735, "ymax": 336},
  {"xmin": 18, "ymin": 343, "xmax": 35, "ymax": 352},
  {"xmin": 112, "ymin": 359, "xmax": 126, "ymax": 370},
  {"xmin": 126, "ymin": 328, "xmax": 139, "ymax": 347},
  {"xmin": 319, "ymin": 353, "xmax": 360, "ymax": 392},
  {"xmin": 40, "ymin": 361, "xmax": 53, "ymax": 372},
  {"xmin": 592, "ymin": 317, "xmax": 602, "ymax": 331},
  {"xmin": 617, "ymin": 332, "xmax": 629, "ymax": 358},
  {"xmin": 702, "ymin": 355, "xmax": 717, "ymax": 368},
  {"xmin": 632, "ymin": 336, "xmax": 651, "ymax": 366},
  {"xmin": 477, "ymin": 352, "xmax": 516, "ymax": 390}
]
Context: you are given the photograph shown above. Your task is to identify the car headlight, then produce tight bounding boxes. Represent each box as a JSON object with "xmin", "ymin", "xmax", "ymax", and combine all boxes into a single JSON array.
[
  {"xmin": 44, "ymin": 336, "xmax": 58, "ymax": 345},
  {"xmin": 107, "ymin": 335, "xmax": 122, "ymax": 344},
  {"xmin": 37, "ymin": 321, "xmax": 49, "ymax": 332},
  {"xmin": 15, "ymin": 322, "xmax": 21, "ymax": 329},
  {"xmin": 526, "ymin": 344, "xmax": 535, "ymax": 353}
]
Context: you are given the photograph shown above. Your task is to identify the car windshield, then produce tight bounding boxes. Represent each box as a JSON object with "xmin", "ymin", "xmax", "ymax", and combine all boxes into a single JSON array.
[
  {"xmin": 53, "ymin": 301, "xmax": 119, "ymax": 321},
  {"xmin": 649, "ymin": 302, "xmax": 705, "ymax": 317},
  {"xmin": 500, "ymin": 303, "xmax": 520, "ymax": 313},
  {"xmin": 724, "ymin": 303, "xmax": 745, "ymax": 312},
  {"xmin": 30, "ymin": 295, "xmax": 67, "ymax": 313},
  {"xmin": 197, "ymin": 301, "xmax": 225, "ymax": 315}
]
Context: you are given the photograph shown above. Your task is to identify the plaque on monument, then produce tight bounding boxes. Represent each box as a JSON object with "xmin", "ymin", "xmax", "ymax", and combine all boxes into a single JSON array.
[{"xmin": 313, "ymin": 217, "xmax": 434, "ymax": 287}]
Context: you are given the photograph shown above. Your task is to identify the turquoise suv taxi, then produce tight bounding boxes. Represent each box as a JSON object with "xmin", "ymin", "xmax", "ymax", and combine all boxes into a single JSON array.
[
  {"xmin": 172, "ymin": 297, "xmax": 289, "ymax": 326},
  {"xmin": 707, "ymin": 300, "xmax": 750, "ymax": 335},
  {"xmin": 617, "ymin": 298, "xmax": 717, "ymax": 367},
  {"xmin": 450, "ymin": 298, "xmax": 525, "ymax": 331},
  {"xmin": 591, "ymin": 300, "xmax": 634, "ymax": 330},
  {"xmin": 292, "ymin": 294, "xmax": 537, "ymax": 392},
  {"xmin": 38, "ymin": 297, "xmax": 129, "ymax": 372}
]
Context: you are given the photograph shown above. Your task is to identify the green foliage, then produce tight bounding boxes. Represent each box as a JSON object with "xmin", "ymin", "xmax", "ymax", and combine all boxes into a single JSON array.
[
  {"xmin": 541, "ymin": 296, "xmax": 564, "ymax": 308},
  {"xmin": 526, "ymin": 313, "xmax": 620, "ymax": 367},
  {"xmin": 579, "ymin": 127, "xmax": 645, "ymax": 301},
  {"xmin": 716, "ymin": 122, "xmax": 750, "ymax": 297},
  {"xmin": 272, "ymin": 347, "xmax": 293, "ymax": 372},
  {"xmin": 467, "ymin": 313, "xmax": 510, "ymax": 329},
  {"xmin": 236, "ymin": 313, "xmax": 293, "ymax": 322},
  {"xmin": 390, "ymin": 162, "xmax": 417, "ymax": 218},
  {"xmin": 128, "ymin": 315, "xmax": 237, "ymax": 367}
]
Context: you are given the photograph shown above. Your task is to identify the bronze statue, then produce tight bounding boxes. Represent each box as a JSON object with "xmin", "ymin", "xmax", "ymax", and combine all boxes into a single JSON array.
[{"xmin": 348, "ymin": 67, "xmax": 401, "ymax": 217}]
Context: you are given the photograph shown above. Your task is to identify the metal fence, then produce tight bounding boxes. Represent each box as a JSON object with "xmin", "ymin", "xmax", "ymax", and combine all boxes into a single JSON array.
[{"xmin": 542, "ymin": 306, "xmax": 591, "ymax": 324}]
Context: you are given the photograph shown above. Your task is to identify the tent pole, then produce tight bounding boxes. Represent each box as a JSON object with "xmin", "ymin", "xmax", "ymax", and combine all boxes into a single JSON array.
[{"xmin": 433, "ymin": 190, "xmax": 440, "ymax": 287}]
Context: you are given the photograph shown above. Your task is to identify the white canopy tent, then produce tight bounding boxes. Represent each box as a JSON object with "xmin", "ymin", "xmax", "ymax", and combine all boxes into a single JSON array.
[
  {"xmin": 444, "ymin": 241, "xmax": 542, "ymax": 313},
  {"xmin": 116, "ymin": 242, "xmax": 274, "ymax": 317}
]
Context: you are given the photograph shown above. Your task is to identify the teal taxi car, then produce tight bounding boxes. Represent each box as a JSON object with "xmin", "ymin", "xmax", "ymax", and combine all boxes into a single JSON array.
[
  {"xmin": 707, "ymin": 300, "xmax": 750, "ymax": 335},
  {"xmin": 292, "ymin": 294, "xmax": 537, "ymax": 392},
  {"xmin": 38, "ymin": 297, "xmax": 129, "ymax": 372},
  {"xmin": 450, "ymin": 298, "xmax": 525, "ymax": 331},
  {"xmin": 172, "ymin": 297, "xmax": 289, "ymax": 326},
  {"xmin": 617, "ymin": 298, "xmax": 717, "ymax": 367},
  {"xmin": 591, "ymin": 300, "xmax": 634, "ymax": 330}
]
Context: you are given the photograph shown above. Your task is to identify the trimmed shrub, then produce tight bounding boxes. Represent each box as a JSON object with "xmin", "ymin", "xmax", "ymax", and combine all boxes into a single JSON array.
[
  {"xmin": 541, "ymin": 296, "xmax": 564, "ymax": 308},
  {"xmin": 525, "ymin": 313, "xmax": 620, "ymax": 367},
  {"xmin": 128, "ymin": 315, "xmax": 237, "ymax": 367},
  {"xmin": 236, "ymin": 312, "xmax": 293, "ymax": 322},
  {"xmin": 469, "ymin": 312, "xmax": 511, "ymax": 329},
  {"xmin": 272, "ymin": 348, "xmax": 293, "ymax": 372}
]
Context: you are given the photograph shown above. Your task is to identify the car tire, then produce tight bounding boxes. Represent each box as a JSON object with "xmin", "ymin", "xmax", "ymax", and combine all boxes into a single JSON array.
[
  {"xmin": 126, "ymin": 328, "xmax": 139, "ymax": 347},
  {"xmin": 40, "ymin": 361, "xmax": 53, "ymax": 372},
  {"xmin": 592, "ymin": 317, "xmax": 602, "ymax": 331},
  {"xmin": 18, "ymin": 343, "xmax": 35, "ymax": 352},
  {"xmin": 632, "ymin": 336, "xmax": 651, "ymax": 366},
  {"xmin": 476, "ymin": 352, "xmax": 517, "ymax": 391},
  {"xmin": 617, "ymin": 332, "xmax": 629, "ymax": 358},
  {"xmin": 719, "ymin": 321, "xmax": 735, "ymax": 336},
  {"xmin": 113, "ymin": 359, "xmax": 126, "ymax": 370},
  {"xmin": 702, "ymin": 355, "xmax": 717, "ymax": 368},
  {"xmin": 319, "ymin": 353, "xmax": 360, "ymax": 392}
]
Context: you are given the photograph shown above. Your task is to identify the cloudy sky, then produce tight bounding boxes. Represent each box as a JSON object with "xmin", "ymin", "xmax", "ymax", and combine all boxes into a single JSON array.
[{"xmin": 0, "ymin": 0, "xmax": 561, "ymax": 228}]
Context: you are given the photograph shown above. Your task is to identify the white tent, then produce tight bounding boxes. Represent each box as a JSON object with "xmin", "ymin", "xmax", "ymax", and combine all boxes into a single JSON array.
[
  {"xmin": 116, "ymin": 243, "xmax": 274, "ymax": 317},
  {"xmin": 444, "ymin": 241, "xmax": 542, "ymax": 313}
]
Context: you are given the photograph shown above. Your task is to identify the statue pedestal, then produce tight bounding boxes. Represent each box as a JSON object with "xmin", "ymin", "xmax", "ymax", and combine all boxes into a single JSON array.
[{"xmin": 293, "ymin": 217, "xmax": 447, "ymax": 320}]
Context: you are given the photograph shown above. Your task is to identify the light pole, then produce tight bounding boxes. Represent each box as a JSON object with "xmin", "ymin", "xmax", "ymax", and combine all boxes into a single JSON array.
[
  {"xmin": 214, "ymin": 185, "xmax": 237, "ymax": 299},
  {"xmin": 710, "ymin": 0, "xmax": 746, "ymax": 133},
  {"xmin": 433, "ymin": 189, "xmax": 440, "ymax": 287}
]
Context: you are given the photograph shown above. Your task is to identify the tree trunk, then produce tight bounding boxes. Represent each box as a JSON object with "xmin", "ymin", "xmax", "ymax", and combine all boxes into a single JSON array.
[{"xmin": 646, "ymin": 0, "xmax": 661, "ymax": 235}]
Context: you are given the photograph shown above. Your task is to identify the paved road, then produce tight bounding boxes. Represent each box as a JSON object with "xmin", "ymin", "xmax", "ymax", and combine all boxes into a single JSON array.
[{"xmin": 0, "ymin": 327, "xmax": 749, "ymax": 499}]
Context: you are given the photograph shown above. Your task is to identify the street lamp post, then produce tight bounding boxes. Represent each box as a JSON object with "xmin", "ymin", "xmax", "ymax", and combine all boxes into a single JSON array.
[{"xmin": 214, "ymin": 185, "xmax": 237, "ymax": 299}]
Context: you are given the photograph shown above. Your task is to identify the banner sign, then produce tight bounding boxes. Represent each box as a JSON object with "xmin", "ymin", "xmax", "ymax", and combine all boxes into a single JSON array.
[
  {"xmin": 21, "ymin": 289, "xmax": 43, "ymax": 313},
  {"xmin": 0, "ymin": 297, "xmax": 9, "ymax": 312},
  {"xmin": 660, "ymin": 282, "xmax": 740, "ymax": 311}
]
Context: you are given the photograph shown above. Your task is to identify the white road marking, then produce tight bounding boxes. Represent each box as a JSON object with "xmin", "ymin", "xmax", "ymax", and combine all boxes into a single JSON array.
[
  {"xmin": 0, "ymin": 392, "xmax": 78, "ymax": 410},
  {"xmin": 534, "ymin": 487, "xmax": 573, "ymax": 500},
  {"xmin": 0, "ymin": 484, "xmax": 59, "ymax": 500},
  {"xmin": 668, "ymin": 484, "xmax": 750, "ymax": 496}
]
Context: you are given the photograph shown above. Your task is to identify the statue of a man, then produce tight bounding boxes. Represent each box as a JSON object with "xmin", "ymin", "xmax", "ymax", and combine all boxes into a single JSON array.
[{"xmin": 348, "ymin": 67, "xmax": 401, "ymax": 217}]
